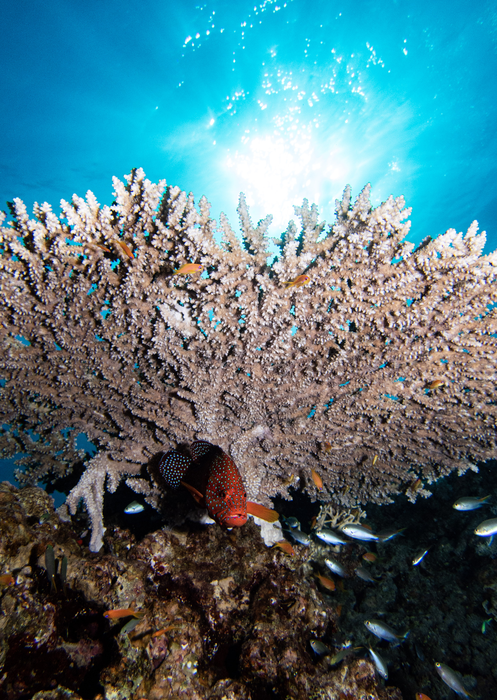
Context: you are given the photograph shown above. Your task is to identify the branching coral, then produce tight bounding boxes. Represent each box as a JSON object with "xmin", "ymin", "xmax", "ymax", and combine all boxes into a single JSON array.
[
  {"xmin": 1, "ymin": 168, "xmax": 496, "ymax": 550},
  {"xmin": 314, "ymin": 504, "xmax": 367, "ymax": 533}
]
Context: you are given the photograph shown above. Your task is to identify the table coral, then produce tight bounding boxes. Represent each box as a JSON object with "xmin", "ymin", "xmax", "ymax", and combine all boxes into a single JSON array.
[{"xmin": 0, "ymin": 168, "xmax": 496, "ymax": 550}]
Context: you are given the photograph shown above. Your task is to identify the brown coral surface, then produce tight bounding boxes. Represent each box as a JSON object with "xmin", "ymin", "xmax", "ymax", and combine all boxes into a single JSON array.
[
  {"xmin": 1, "ymin": 169, "xmax": 496, "ymax": 550},
  {"xmin": 0, "ymin": 482, "xmax": 402, "ymax": 700}
]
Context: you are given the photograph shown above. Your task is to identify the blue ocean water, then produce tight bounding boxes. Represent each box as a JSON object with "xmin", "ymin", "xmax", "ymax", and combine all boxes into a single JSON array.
[
  {"xmin": 1, "ymin": 0, "xmax": 496, "ymax": 245},
  {"xmin": 0, "ymin": 0, "xmax": 496, "ymax": 488}
]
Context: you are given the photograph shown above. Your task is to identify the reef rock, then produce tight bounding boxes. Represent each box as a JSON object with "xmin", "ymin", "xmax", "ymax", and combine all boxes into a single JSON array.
[{"xmin": 0, "ymin": 482, "xmax": 402, "ymax": 699}]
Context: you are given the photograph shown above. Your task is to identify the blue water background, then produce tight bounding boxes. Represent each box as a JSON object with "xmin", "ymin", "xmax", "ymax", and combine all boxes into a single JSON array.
[{"xmin": 1, "ymin": 0, "xmax": 496, "ymax": 485}]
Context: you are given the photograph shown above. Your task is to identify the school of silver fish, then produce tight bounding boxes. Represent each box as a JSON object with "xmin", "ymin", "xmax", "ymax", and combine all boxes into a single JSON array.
[{"xmin": 279, "ymin": 491, "xmax": 492, "ymax": 697}]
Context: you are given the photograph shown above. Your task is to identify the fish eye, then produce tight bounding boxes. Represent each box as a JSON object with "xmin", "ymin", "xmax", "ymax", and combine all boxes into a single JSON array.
[{"xmin": 218, "ymin": 488, "xmax": 226, "ymax": 498}]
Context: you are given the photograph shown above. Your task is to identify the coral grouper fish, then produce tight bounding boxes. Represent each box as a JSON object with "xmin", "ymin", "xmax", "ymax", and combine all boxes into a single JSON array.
[{"xmin": 156, "ymin": 440, "xmax": 278, "ymax": 528}]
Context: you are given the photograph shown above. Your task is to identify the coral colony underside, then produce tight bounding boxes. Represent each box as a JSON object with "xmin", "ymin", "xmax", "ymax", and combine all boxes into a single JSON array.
[{"xmin": 0, "ymin": 168, "xmax": 496, "ymax": 552}]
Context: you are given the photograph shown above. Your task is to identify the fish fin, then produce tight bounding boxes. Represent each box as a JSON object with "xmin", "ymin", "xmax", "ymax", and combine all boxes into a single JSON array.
[
  {"xmin": 181, "ymin": 481, "xmax": 205, "ymax": 505},
  {"xmin": 247, "ymin": 502, "xmax": 279, "ymax": 522},
  {"xmin": 190, "ymin": 440, "xmax": 216, "ymax": 461},
  {"xmin": 158, "ymin": 450, "xmax": 192, "ymax": 488}
]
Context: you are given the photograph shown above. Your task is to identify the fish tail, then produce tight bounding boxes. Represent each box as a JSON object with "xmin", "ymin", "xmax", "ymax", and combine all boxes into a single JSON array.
[
  {"xmin": 157, "ymin": 450, "xmax": 192, "ymax": 488},
  {"xmin": 181, "ymin": 481, "xmax": 205, "ymax": 505}
]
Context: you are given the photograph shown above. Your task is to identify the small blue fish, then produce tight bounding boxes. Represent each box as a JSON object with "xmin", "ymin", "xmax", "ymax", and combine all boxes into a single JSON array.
[
  {"xmin": 368, "ymin": 647, "xmax": 388, "ymax": 680},
  {"xmin": 412, "ymin": 548, "xmax": 430, "ymax": 566},
  {"xmin": 121, "ymin": 616, "xmax": 142, "ymax": 635},
  {"xmin": 453, "ymin": 495, "xmax": 490, "ymax": 511},
  {"xmin": 325, "ymin": 557, "xmax": 347, "ymax": 578},
  {"xmin": 315, "ymin": 528, "xmax": 350, "ymax": 546},
  {"xmin": 281, "ymin": 516, "xmax": 300, "ymax": 529},
  {"xmin": 124, "ymin": 500, "xmax": 145, "ymax": 514},
  {"xmin": 329, "ymin": 647, "xmax": 355, "ymax": 665},
  {"xmin": 340, "ymin": 523, "xmax": 379, "ymax": 541},
  {"xmin": 286, "ymin": 528, "xmax": 311, "ymax": 546},
  {"xmin": 474, "ymin": 518, "xmax": 497, "ymax": 537},
  {"xmin": 377, "ymin": 527, "xmax": 406, "ymax": 541},
  {"xmin": 435, "ymin": 662, "xmax": 475, "ymax": 698},
  {"xmin": 364, "ymin": 619, "xmax": 409, "ymax": 643},
  {"xmin": 310, "ymin": 639, "xmax": 331, "ymax": 655},
  {"xmin": 355, "ymin": 566, "xmax": 376, "ymax": 583}
]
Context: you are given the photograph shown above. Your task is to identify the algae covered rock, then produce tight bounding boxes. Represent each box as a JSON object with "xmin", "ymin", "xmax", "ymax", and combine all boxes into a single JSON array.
[{"xmin": 0, "ymin": 483, "xmax": 401, "ymax": 699}]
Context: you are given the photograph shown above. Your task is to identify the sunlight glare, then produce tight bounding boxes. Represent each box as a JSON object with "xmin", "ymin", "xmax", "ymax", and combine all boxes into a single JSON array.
[{"xmin": 224, "ymin": 132, "xmax": 352, "ymax": 232}]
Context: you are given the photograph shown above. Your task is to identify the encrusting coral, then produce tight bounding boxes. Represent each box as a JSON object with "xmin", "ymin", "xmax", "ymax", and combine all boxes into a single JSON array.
[{"xmin": 0, "ymin": 168, "xmax": 496, "ymax": 550}]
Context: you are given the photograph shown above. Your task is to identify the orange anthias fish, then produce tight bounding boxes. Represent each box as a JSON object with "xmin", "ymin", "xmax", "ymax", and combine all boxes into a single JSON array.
[
  {"xmin": 156, "ymin": 441, "xmax": 278, "ymax": 528},
  {"xmin": 316, "ymin": 573, "xmax": 336, "ymax": 592},
  {"xmin": 415, "ymin": 694, "xmax": 433, "ymax": 700},
  {"xmin": 362, "ymin": 552, "xmax": 378, "ymax": 563},
  {"xmin": 116, "ymin": 240, "xmax": 134, "ymax": 259},
  {"xmin": 272, "ymin": 540, "xmax": 295, "ymax": 556},
  {"xmin": 172, "ymin": 263, "xmax": 204, "ymax": 276},
  {"xmin": 426, "ymin": 379, "xmax": 445, "ymax": 389},
  {"xmin": 284, "ymin": 274, "xmax": 310, "ymax": 288},
  {"xmin": 311, "ymin": 468, "xmax": 323, "ymax": 490},
  {"xmin": 103, "ymin": 607, "xmax": 144, "ymax": 620}
]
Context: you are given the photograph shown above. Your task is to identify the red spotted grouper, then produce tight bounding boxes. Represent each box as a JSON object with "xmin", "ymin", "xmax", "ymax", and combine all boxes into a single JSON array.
[{"xmin": 156, "ymin": 440, "xmax": 278, "ymax": 527}]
